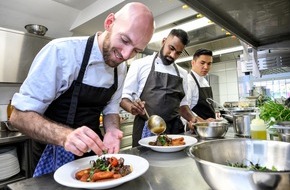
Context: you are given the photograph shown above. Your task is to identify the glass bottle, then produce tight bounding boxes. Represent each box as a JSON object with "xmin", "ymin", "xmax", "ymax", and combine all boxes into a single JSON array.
[{"xmin": 7, "ymin": 99, "xmax": 14, "ymax": 121}]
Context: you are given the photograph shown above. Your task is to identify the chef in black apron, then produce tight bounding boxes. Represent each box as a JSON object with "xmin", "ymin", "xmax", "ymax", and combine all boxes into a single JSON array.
[
  {"xmin": 121, "ymin": 29, "xmax": 198, "ymax": 147},
  {"xmin": 188, "ymin": 49, "xmax": 216, "ymax": 120},
  {"xmin": 32, "ymin": 35, "xmax": 119, "ymax": 176}
]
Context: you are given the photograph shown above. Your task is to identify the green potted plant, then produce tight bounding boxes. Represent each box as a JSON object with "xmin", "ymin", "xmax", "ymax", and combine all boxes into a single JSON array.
[{"xmin": 259, "ymin": 99, "xmax": 290, "ymax": 141}]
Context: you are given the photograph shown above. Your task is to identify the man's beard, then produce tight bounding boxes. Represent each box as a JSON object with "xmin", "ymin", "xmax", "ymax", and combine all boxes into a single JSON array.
[
  {"xmin": 103, "ymin": 33, "xmax": 119, "ymax": 68},
  {"xmin": 159, "ymin": 46, "xmax": 174, "ymax": 65}
]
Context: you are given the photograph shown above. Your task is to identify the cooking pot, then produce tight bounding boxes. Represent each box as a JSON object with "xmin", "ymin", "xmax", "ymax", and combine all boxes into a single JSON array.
[
  {"xmin": 233, "ymin": 113, "xmax": 256, "ymax": 137},
  {"xmin": 220, "ymin": 107, "xmax": 255, "ymax": 123}
]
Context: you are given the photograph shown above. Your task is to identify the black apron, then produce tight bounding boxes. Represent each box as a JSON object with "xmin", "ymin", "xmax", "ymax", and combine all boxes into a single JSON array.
[
  {"xmin": 31, "ymin": 34, "xmax": 118, "ymax": 171},
  {"xmin": 132, "ymin": 53, "xmax": 185, "ymax": 147},
  {"xmin": 190, "ymin": 72, "xmax": 215, "ymax": 119}
]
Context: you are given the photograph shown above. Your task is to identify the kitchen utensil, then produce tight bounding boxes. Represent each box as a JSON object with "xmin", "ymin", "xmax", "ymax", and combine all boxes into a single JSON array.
[
  {"xmin": 132, "ymin": 93, "xmax": 166, "ymax": 135},
  {"xmin": 271, "ymin": 121, "xmax": 290, "ymax": 142},
  {"xmin": 25, "ymin": 24, "xmax": 48, "ymax": 36},
  {"xmin": 233, "ymin": 113, "xmax": 256, "ymax": 137},
  {"xmin": 206, "ymin": 98, "xmax": 224, "ymax": 109},
  {"xmin": 147, "ymin": 115, "xmax": 166, "ymax": 135},
  {"xmin": 188, "ymin": 139, "xmax": 290, "ymax": 190},
  {"xmin": 193, "ymin": 121, "xmax": 228, "ymax": 138},
  {"xmin": 1, "ymin": 121, "xmax": 18, "ymax": 131}
]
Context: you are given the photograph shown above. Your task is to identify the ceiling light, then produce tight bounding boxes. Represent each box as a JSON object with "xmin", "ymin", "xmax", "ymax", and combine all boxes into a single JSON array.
[
  {"xmin": 175, "ymin": 45, "xmax": 244, "ymax": 63},
  {"xmin": 213, "ymin": 46, "xmax": 243, "ymax": 55},
  {"xmin": 149, "ymin": 17, "xmax": 213, "ymax": 43}
]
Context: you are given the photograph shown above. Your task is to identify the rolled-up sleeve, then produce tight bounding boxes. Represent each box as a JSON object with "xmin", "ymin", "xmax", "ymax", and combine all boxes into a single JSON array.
[{"xmin": 12, "ymin": 41, "xmax": 70, "ymax": 114}]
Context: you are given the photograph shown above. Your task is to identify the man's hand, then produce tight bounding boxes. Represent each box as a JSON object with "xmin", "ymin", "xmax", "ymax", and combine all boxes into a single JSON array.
[
  {"xmin": 131, "ymin": 99, "xmax": 146, "ymax": 116},
  {"xmin": 63, "ymin": 126, "xmax": 107, "ymax": 156},
  {"xmin": 103, "ymin": 128, "xmax": 123, "ymax": 154}
]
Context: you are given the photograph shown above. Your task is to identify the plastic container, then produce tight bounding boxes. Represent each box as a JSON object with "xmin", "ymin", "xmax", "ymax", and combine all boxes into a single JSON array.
[{"xmin": 250, "ymin": 112, "xmax": 267, "ymax": 140}]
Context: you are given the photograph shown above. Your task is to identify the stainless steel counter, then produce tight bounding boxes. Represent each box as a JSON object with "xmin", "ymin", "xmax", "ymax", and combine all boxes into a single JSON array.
[
  {"xmin": 7, "ymin": 127, "xmax": 239, "ymax": 190},
  {"xmin": 0, "ymin": 130, "xmax": 28, "ymax": 144}
]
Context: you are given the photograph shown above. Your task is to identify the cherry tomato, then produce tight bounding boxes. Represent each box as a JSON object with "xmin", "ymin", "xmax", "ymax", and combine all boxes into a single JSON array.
[{"xmin": 110, "ymin": 157, "xmax": 118, "ymax": 167}]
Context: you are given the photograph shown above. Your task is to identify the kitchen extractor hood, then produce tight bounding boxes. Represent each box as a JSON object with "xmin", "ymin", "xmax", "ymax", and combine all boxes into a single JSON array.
[
  {"xmin": 0, "ymin": 27, "xmax": 52, "ymax": 83},
  {"xmin": 180, "ymin": 0, "xmax": 290, "ymax": 50},
  {"xmin": 238, "ymin": 49, "xmax": 290, "ymax": 75}
]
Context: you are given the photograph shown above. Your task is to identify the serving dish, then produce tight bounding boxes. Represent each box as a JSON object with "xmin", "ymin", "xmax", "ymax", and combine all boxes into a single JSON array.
[
  {"xmin": 54, "ymin": 154, "xmax": 149, "ymax": 189},
  {"xmin": 138, "ymin": 135, "xmax": 197, "ymax": 152}
]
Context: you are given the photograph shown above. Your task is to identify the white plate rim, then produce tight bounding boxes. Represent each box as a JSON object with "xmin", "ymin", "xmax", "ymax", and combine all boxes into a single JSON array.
[
  {"xmin": 53, "ymin": 154, "xmax": 149, "ymax": 189},
  {"xmin": 138, "ymin": 135, "xmax": 198, "ymax": 152}
]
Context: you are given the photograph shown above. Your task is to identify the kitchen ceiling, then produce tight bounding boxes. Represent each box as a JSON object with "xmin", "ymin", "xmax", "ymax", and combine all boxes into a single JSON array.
[{"xmin": 0, "ymin": 0, "xmax": 244, "ymax": 63}]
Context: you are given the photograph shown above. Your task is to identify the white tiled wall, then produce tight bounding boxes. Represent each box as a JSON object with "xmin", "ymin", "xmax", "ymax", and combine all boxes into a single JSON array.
[
  {"xmin": 0, "ymin": 84, "xmax": 21, "ymax": 121},
  {"xmin": 210, "ymin": 60, "xmax": 239, "ymax": 106}
]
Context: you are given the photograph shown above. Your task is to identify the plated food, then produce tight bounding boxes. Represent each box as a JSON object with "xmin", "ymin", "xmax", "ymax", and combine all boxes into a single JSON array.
[
  {"xmin": 148, "ymin": 134, "xmax": 185, "ymax": 146},
  {"xmin": 75, "ymin": 156, "xmax": 132, "ymax": 182},
  {"xmin": 138, "ymin": 135, "xmax": 198, "ymax": 152},
  {"xmin": 54, "ymin": 154, "xmax": 149, "ymax": 189}
]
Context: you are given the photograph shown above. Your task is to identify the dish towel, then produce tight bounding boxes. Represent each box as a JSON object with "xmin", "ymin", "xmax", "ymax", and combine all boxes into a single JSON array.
[
  {"xmin": 141, "ymin": 121, "xmax": 154, "ymax": 138},
  {"xmin": 33, "ymin": 144, "xmax": 74, "ymax": 177}
]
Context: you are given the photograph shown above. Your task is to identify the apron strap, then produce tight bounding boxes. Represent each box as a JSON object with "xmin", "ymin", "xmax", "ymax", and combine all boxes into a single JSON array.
[{"xmin": 66, "ymin": 35, "xmax": 96, "ymax": 125}]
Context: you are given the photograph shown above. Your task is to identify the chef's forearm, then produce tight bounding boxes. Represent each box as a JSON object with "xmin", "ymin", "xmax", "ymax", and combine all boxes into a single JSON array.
[
  {"xmin": 179, "ymin": 105, "xmax": 197, "ymax": 122},
  {"xmin": 120, "ymin": 98, "xmax": 132, "ymax": 113},
  {"xmin": 103, "ymin": 114, "xmax": 120, "ymax": 132},
  {"xmin": 9, "ymin": 109, "xmax": 71, "ymax": 146}
]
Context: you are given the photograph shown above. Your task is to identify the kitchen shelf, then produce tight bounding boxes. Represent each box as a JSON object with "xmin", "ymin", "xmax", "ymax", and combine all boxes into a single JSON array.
[{"xmin": 0, "ymin": 130, "xmax": 32, "ymax": 190}]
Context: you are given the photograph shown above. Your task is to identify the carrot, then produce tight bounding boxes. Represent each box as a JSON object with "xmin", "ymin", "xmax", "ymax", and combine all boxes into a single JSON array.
[
  {"xmin": 75, "ymin": 168, "xmax": 89, "ymax": 180},
  {"xmin": 80, "ymin": 173, "xmax": 90, "ymax": 182},
  {"xmin": 92, "ymin": 171, "xmax": 114, "ymax": 181},
  {"xmin": 113, "ymin": 173, "xmax": 122, "ymax": 179}
]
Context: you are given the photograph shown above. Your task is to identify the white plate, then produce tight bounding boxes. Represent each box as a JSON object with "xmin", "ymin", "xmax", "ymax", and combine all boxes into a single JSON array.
[
  {"xmin": 138, "ymin": 135, "xmax": 198, "ymax": 152},
  {"xmin": 54, "ymin": 154, "xmax": 149, "ymax": 189}
]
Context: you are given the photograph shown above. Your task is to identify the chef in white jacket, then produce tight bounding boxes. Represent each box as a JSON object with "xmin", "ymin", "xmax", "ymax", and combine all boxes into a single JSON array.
[{"xmin": 121, "ymin": 29, "xmax": 201, "ymax": 147}]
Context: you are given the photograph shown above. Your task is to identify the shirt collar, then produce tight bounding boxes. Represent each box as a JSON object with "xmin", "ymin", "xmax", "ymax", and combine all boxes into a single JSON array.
[
  {"xmin": 88, "ymin": 32, "xmax": 104, "ymax": 65},
  {"xmin": 191, "ymin": 70, "xmax": 204, "ymax": 83}
]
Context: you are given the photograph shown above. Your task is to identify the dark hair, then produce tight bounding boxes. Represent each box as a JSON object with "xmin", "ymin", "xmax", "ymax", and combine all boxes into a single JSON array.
[
  {"xmin": 193, "ymin": 48, "xmax": 213, "ymax": 59},
  {"xmin": 168, "ymin": 29, "xmax": 190, "ymax": 46}
]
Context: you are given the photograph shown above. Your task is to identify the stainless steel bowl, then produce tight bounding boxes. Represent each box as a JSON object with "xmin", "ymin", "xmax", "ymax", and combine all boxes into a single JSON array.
[
  {"xmin": 193, "ymin": 122, "xmax": 228, "ymax": 138},
  {"xmin": 188, "ymin": 139, "xmax": 290, "ymax": 190},
  {"xmin": 25, "ymin": 24, "xmax": 48, "ymax": 36}
]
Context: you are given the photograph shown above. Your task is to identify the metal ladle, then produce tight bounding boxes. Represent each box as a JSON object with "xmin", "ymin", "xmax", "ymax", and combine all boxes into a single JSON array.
[{"xmin": 132, "ymin": 93, "xmax": 166, "ymax": 135}]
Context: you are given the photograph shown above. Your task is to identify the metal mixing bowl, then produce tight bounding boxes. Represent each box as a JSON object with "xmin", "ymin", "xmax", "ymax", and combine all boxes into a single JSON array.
[
  {"xmin": 193, "ymin": 122, "xmax": 228, "ymax": 138},
  {"xmin": 188, "ymin": 139, "xmax": 290, "ymax": 190},
  {"xmin": 25, "ymin": 24, "xmax": 48, "ymax": 36}
]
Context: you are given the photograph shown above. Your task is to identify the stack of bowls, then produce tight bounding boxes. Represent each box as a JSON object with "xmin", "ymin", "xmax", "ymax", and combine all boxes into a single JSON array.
[
  {"xmin": 272, "ymin": 121, "xmax": 290, "ymax": 142},
  {"xmin": 0, "ymin": 147, "xmax": 20, "ymax": 181}
]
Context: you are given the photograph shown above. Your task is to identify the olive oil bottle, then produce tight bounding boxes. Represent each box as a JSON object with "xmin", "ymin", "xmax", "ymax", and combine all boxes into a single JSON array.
[
  {"xmin": 250, "ymin": 112, "xmax": 267, "ymax": 140},
  {"xmin": 7, "ymin": 99, "xmax": 13, "ymax": 121}
]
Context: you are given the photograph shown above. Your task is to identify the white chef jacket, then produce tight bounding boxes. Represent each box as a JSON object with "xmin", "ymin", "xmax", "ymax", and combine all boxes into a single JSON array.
[
  {"xmin": 12, "ymin": 35, "xmax": 127, "ymax": 115},
  {"xmin": 122, "ymin": 52, "xmax": 189, "ymax": 106},
  {"xmin": 187, "ymin": 70, "xmax": 210, "ymax": 110}
]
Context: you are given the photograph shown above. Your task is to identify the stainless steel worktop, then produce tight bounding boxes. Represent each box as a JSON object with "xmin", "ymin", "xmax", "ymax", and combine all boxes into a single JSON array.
[
  {"xmin": 0, "ymin": 130, "xmax": 28, "ymax": 144},
  {"xmin": 7, "ymin": 127, "xmax": 239, "ymax": 190}
]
